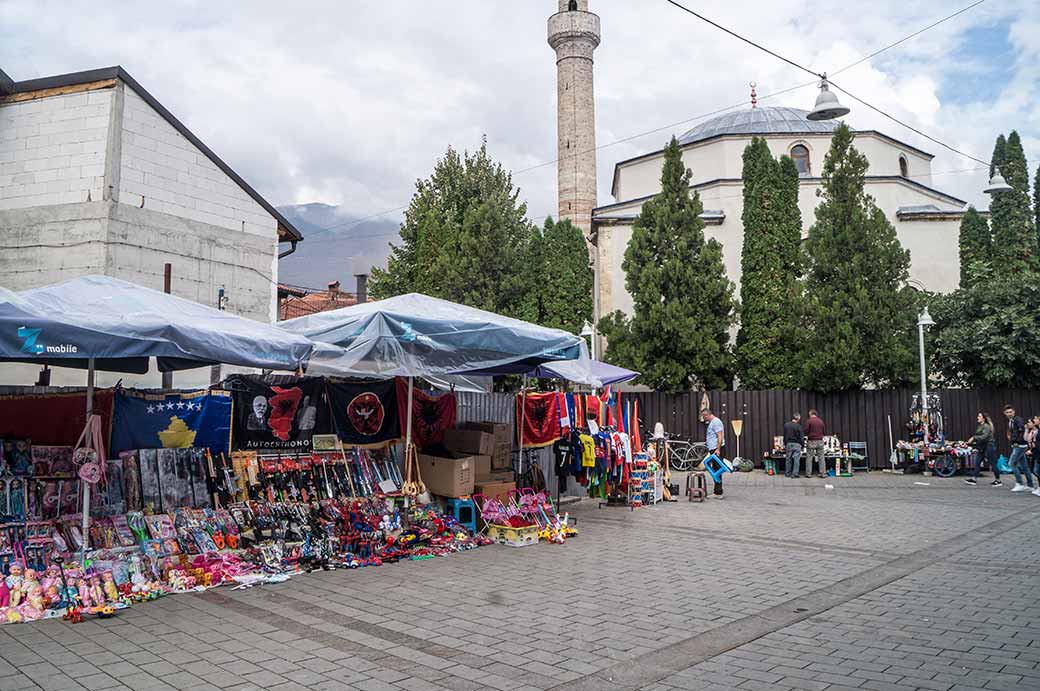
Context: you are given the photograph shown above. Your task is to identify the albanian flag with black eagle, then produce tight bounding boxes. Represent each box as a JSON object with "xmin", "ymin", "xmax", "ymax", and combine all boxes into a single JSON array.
[
  {"xmin": 328, "ymin": 379, "xmax": 402, "ymax": 447},
  {"xmin": 395, "ymin": 379, "xmax": 456, "ymax": 450},
  {"xmin": 517, "ymin": 391, "xmax": 561, "ymax": 448}
]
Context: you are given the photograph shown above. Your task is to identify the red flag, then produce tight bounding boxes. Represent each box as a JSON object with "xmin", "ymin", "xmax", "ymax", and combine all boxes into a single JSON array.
[
  {"xmin": 516, "ymin": 392, "xmax": 561, "ymax": 448},
  {"xmin": 632, "ymin": 400, "xmax": 642, "ymax": 453}
]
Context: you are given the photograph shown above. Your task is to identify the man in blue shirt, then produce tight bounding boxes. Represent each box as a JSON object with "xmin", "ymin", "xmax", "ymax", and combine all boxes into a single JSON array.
[{"xmin": 701, "ymin": 408, "xmax": 726, "ymax": 497}]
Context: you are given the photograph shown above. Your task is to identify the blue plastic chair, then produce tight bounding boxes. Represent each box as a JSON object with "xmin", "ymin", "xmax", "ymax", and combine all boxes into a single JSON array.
[
  {"xmin": 702, "ymin": 453, "xmax": 732, "ymax": 484},
  {"xmin": 445, "ymin": 497, "xmax": 477, "ymax": 533}
]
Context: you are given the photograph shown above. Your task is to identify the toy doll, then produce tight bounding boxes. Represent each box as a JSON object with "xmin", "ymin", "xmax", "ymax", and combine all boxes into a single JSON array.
[
  {"xmin": 77, "ymin": 578, "xmax": 92, "ymax": 608},
  {"xmin": 0, "ymin": 578, "xmax": 8, "ymax": 608},
  {"xmin": 89, "ymin": 573, "xmax": 105, "ymax": 606},
  {"xmin": 101, "ymin": 572, "xmax": 119, "ymax": 602},
  {"xmin": 44, "ymin": 584, "xmax": 62, "ymax": 609},
  {"xmin": 41, "ymin": 564, "xmax": 60, "ymax": 592},
  {"xmin": 6, "ymin": 564, "xmax": 24, "ymax": 607},
  {"xmin": 19, "ymin": 584, "xmax": 45, "ymax": 621}
]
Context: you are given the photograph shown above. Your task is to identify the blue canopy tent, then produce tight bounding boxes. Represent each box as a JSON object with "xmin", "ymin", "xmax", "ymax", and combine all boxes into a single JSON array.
[
  {"xmin": 279, "ymin": 292, "xmax": 585, "ymax": 465},
  {"xmin": 529, "ymin": 358, "xmax": 639, "ymax": 388},
  {"xmin": 0, "ymin": 275, "xmax": 316, "ymax": 549}
]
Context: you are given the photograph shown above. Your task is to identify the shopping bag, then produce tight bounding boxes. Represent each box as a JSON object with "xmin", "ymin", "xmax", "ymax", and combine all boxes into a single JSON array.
[{"xmin": 996, "ymin": 455, "xmax": 1012, "ymax": 474}]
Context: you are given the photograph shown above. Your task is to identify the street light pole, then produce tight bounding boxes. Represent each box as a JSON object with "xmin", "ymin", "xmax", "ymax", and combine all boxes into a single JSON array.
[{"xmin": 917, "ymin": 306, "xmax": 935, "ymax": 445}]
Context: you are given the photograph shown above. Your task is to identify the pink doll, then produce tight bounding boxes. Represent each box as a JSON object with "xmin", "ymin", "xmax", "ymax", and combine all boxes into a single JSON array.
[
  {"xmin": 0, "ymin": 577, "xmax": 8, "ymax": 608},
  {"xmin": 21, "ymin": 568, "xmax": 40, "ymax": 597},
  {"xmin": 101, "ymin": 572, "xmax": 119, "ymax": 602},
  {"xmin": 18, "ymin": 584, "xmax": 45, "ymax": 621},
  {"xmin": 44, "ymin": 584, "xmax": 61, "ymax": 608},
  {"xmin": 41, "ymin": 565, "xmax": 60, "ymax": 592}
]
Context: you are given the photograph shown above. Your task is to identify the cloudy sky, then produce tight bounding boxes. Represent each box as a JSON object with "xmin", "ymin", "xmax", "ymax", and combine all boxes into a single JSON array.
[{"xmin": 2, "ymin": 0, "xmax": 1036, "ymax": 241}]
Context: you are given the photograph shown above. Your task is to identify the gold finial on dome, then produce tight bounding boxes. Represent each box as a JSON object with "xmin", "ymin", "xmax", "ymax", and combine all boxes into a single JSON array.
[{"xmin": 750, "ymin": 81, "xmax": 758, "ymax": 109}]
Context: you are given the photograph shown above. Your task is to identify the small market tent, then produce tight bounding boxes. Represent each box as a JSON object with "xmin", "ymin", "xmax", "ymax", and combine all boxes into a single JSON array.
[
  {"xmin": 529, "ymin": 358, "xmax": 638, "ymax": 388},
  {"xmin": 280, "ymin": 293, "xmax": 585, "ymax": 378},
  {"xmin": 1, "ymin": 275, "xmax": 314, "ymax": 374}
]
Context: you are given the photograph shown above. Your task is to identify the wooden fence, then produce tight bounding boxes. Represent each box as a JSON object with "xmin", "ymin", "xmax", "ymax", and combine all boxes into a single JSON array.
[{"xmin": 625, "ymin": 389, "xmax": 1040, "ymax": 469}]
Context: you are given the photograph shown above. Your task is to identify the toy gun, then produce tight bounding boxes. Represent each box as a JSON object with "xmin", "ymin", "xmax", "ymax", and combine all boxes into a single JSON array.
[
  {"xmin": 204, "ymin": 449, "xmax": 221, "ymax": 508},
  {"xmin": 218, "ymin": 453, "xmax": 239, "ymax": 504}
]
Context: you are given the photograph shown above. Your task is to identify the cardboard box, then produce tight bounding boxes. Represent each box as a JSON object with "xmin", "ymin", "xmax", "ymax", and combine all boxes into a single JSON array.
[
  {"xmin": 443, "ymin": 428, "xmax": 495, "ymax": 456},
  {"xmin": 472, "ymin": 454, "xmax": 491, "ymax": 480},
  {"xmin": 418, "ymin": 453, "xmax": 475, "ymax": 498},
  {"xmin": 462, "ymin": 421, "xmax": 512, "ymax": 447},
  {"xmin": 491, "ymin": 442, "xmax": 512, "ymax": 470},
  {"xmin": 474, "ymin": 479, "xmax": 515, "ymax": 502}
]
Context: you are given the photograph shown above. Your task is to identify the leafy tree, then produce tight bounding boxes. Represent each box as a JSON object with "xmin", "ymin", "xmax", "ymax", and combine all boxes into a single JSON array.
[
  {"xmin": 1034, "ymin": 163, "xmax": 1040, "ymax": 249},
  {"xmin": 370, "ymin": 140, "xmax": 533, "ymax": 317},
  {"xmin": 988, "ymin": 134, "xmax": 1035, "ymax": 273},
  {"xmin": 989, "ymin": 134, "xmax": 1006, "ymax": 180},
  {"xmin": 957, "ymin": 206, "xmax": 992, "ymax": 288},
  {"xmin": 932, "ymin": 278, "xmax": 1040, "ymax": 388},
  {"xmin": 800, "ymin": 123, "xmax": 918, "ymax": 392},
  {"xmin": 539, "ymin": 217, "xmax": 592, "ymax": 334},
  {"xmin": 734, "ymin": 137, "xmax": 804, "ymax": 389},
  {"xmin": 600, "ymin": 137, "xmax": 735, "ymax": 392}
]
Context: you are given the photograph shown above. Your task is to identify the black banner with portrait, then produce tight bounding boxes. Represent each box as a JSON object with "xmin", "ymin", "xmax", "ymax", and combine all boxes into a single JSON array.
[
  {"xmin": 226, "ymin": 374, "xmax": 330, "ymax": 451},
  {"xmin": 327, "ymin": 379, "xmax": 402, "ymax": 447}
]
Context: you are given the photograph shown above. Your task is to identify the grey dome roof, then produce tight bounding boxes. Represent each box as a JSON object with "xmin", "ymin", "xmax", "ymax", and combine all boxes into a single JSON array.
[{"xmin": 677, "ymin": 106, "xmax": 839, "ymax": 145}]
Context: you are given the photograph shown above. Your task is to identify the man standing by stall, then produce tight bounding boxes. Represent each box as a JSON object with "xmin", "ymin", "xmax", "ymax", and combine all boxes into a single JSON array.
[
  {"xmin": 783, "ymin": 413, "xmax": 804, "ymax": 478},
  {"xmin": 701, "ymin": 408, "xmax": 726, "ymax": 497},
  {"xmin": 804, "ymin": 409, "xmax": 827, "ymax": 478}
]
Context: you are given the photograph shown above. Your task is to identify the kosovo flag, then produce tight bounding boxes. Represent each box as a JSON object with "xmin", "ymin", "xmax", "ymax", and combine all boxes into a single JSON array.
[{"xmin": 111, "ymin": 389, "xmax": 232, "ymax": 456}]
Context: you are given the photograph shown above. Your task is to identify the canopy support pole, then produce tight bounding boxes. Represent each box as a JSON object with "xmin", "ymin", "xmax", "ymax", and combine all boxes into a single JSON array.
[
  {"xmin": 518, "ymin": 375, "xmax": 527, "ymax": 478},
  {"xmin": 405, "ymin": 377, "xmax": 414, "ymax": 451},
  {"xmin": 81, "ymin": 357, "xmax": 95, "ymax": 556}
]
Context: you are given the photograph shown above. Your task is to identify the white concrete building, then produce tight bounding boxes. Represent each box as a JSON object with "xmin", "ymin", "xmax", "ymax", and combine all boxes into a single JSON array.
[
  {"xmin": 0, "ymin": 66, "xmax": 303, "ymax": 325},
  {"xmin": 592, "ymin": 106, "xmax": 970, "ymax": 322}
]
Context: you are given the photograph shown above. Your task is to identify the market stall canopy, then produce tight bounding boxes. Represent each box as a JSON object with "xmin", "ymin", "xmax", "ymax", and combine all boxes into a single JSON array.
[
  {"xmin": 530, "ymin": 358, "xmax": 639, "ymax": 388},
  {"xmin": 0, "ymin": 275, "xmax": 315, "ymax": 373},
  {"xmin": 280, "ymin": 293, "xmax": 584, "ymax": 378}
]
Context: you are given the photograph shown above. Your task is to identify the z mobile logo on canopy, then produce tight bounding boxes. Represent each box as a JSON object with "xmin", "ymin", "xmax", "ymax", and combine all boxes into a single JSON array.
[{"xmin": 17, "ymin": 326, "xmax": 77, "ymax": 355}]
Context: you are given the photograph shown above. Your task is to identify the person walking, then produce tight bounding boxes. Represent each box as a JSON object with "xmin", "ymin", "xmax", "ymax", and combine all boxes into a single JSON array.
[
  {"xmin": 783, "ymin": 413, "xmax": 804, "ymax": 478},
  {"xmin": 1026, "ymin": 417, "xmax": 1040, "ymax": 496},
  {"xmin": 964, "ymin": 412, "xmax": 1001, "ymax": 486},
  {"xmin": 701, "ymin": 408, "xmax": 726, "ymax": 497},
  {"xmin": 1004, "ymin": 404, "xmax": 1035, "ymax": 493},
  {"xmin": 804, "ymin": 409, "xmax": 827, "ymax": 478}
]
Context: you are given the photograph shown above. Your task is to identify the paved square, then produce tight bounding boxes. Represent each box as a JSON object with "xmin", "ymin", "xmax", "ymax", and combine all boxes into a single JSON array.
[{"xmin": 1, "ymin": 473, "xmax": 1038, "ymax": 691}]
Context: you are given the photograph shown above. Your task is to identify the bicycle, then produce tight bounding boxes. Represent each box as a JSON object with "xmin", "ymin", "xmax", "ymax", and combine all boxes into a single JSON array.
[{"xmin": 647, "ymin": 432, "xmax": 708, "ymax": 472}]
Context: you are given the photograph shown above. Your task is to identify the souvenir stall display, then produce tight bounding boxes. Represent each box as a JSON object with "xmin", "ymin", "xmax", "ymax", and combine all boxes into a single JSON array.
[{"xmin": 894, "ymin": 394, "xmax": 954, "ymax": 473}]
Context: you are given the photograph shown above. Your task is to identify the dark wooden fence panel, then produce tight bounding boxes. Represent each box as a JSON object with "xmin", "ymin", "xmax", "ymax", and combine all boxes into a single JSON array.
[{"xmin": 626, "ymin": 389, "xmax": 1040, "ymax": 469}]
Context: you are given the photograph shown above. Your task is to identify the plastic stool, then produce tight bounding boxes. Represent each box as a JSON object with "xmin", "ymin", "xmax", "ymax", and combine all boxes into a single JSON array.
[
  {"xmin": 702, "ymin": 454, "xmax": 732, "ymax": 484},
  {"xmin": 445, "ymin": 498, "xmax": 477, "ymax": 533},
  {"xmin": 686, "ymin": 472, "xmax": 707, "ymax": 502}
]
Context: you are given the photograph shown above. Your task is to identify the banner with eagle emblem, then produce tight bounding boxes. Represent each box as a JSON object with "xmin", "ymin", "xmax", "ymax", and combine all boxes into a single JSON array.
[
  {"xmin": 517, "ymin": 391, "xmax": 561, "ymax": 448},
  {"xmin": 328, "ymin": 379, "xmax": 402, "ymax": 447},
  {"xmin": 395, "ymin": 379, "xmax": 456, "ymax": 449}
]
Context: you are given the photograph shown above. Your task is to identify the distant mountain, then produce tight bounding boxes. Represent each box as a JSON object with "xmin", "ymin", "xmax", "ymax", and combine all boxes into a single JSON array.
[{"xmin": 277, "ymin": 203, "xmax": 400, "ymax": 290}]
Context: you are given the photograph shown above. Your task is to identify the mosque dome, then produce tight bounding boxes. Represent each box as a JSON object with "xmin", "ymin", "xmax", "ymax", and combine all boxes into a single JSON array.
[{"xmin": 677, "ymin": 106, "xmax": 840, "ymax": 146}]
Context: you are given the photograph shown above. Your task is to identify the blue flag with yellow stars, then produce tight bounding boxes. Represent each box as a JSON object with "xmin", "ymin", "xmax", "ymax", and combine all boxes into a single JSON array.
[{"xmin": 111, "ymin": 389, "xmax": 232, "ymax": 455}]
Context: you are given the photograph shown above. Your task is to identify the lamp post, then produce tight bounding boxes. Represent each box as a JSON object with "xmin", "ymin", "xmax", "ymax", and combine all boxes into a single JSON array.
[
  {"xmin": 917, "ymin": 306, "xmax": 935, "ymax": 445},
  {"xmin": 580, "ymin": 321, "xmax": 596, "ymax": 361}
]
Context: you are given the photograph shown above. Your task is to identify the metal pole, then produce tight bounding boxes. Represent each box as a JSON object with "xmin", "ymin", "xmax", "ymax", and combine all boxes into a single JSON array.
[
  {"xmin": 162, "ymin": 263, "xmax": 173, "ymax": 390},
  {"xmin": 405, "ymin": 376, "xmax": 414, "ymax": 450},
  {"xmin": 918, "ymin": 320, "xmax": 929, "ymax": 445},
  {"xmin": 519, "ymin": 375, "xmax": 528, "ymax": 477},
  {"xmin": 81, "ymin": 357, "xmax": 95, "ymax": 555}
]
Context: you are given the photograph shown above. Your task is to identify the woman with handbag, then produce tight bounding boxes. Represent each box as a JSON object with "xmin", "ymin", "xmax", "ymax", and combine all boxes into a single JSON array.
[{"xmin": 964, "ymin": 412, "xmax": 1001, "ymax": 486}]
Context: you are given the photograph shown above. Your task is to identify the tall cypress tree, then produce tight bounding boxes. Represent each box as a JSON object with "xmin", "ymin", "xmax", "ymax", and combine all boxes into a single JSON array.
[
  {"xmin": 1034, "ymin": 163, "xmax": 1040, "ymax": 251},
  {"xmin": 800, "ymin": 123, "xmax": 917, "ymax": 392},
  {"xmin": 735, "ymin": 137, "xmax": 803, "ymax": 389},
  {"xmin": 989, "ymin": 134, "xmax": 1007, "ymax": 179},
  {"xmin": 600, "ymin": 136, "xmax": 735, "ymax": 391},
  {"xmin": 958, "ymin": 207, "xmax": 992, "ymax": 288},
  {"xmin": 989, "ymin": 131, "xmax": 1035, "ymax": 273}
]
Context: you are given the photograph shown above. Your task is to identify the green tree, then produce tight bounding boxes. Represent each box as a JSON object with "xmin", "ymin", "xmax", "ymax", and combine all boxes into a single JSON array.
[
  {"xmin": 599, "ymin": 137, "xmax": 735, "ymax": 392},
  {"xmin": 539, "ymin": 217, "xmax": 592, "ymax": 334},
  {"xmin": 1034, "ymin": 163, "xmax": 1040, "ymax": 249},
  {"xmin": 957, "ymin": 206, "xmax": 991, "ymax": 288},
  {"xmin": 989, "ymin": 134, "xmax": 1006, "ymax": 180},
  {"xmin": 932, "ymin": 278, "xmax": 1040, "ymax": 388},
  {"xmin": 800, "ymin": 123, "xmax": 918, "ymax": 392},
  {"xmin": 370, "ymin": 140, "xmax": 533, "ymax": 317},
  {"xmin": 734, "ymin": 137, "xmax": 804, "ymax": 389},
  {"xmin": 989, "ymin": 130, "xmax": 1035, "ymax": 273}
]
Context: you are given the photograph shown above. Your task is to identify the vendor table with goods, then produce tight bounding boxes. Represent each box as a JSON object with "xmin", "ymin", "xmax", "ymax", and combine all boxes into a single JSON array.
[
  {"xmin": 894, "ymin": 440, "xmax": 975, "ymax": 477},
  {"xmin": 761, "ymin": 435, "xmax": 857, "ymax": 476}
]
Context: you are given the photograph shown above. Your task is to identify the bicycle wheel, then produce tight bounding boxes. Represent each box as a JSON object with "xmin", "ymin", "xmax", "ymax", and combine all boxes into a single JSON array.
[
  {"xmin": 668, "ymin": 443, "xmax": 695, "ymax": 472},
  {"xmin": 933, "ymin": 455, "xmax": 956, "ymax": 478}
]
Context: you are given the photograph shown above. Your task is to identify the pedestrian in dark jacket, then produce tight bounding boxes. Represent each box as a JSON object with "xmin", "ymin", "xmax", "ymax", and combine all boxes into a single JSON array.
[
  {"xmin": 1004, "ymin": 404, "xmax": 1036, "ymax": 493},
  {"xmin": 782, "ymin": 414, "xmax": 804, "ymax": 478},
  {"xmin": 964, "ymin": 412, "xmax": 1000, "ymax": 486}
]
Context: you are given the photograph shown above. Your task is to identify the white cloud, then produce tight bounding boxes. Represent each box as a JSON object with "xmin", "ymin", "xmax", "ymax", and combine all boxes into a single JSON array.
[{"xmin": 1, "ymin": 0, "xmax": 1035, "ymax": 225}]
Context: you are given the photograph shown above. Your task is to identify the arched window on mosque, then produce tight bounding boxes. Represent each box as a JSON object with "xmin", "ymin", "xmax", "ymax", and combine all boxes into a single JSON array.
[
  {"xmin": 899, "ymin": 155, "xmax": 909, "ymax": 178},
  {"xmin": 790, "ymin": 144, "xmax": 811, "ymax": 176}
]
